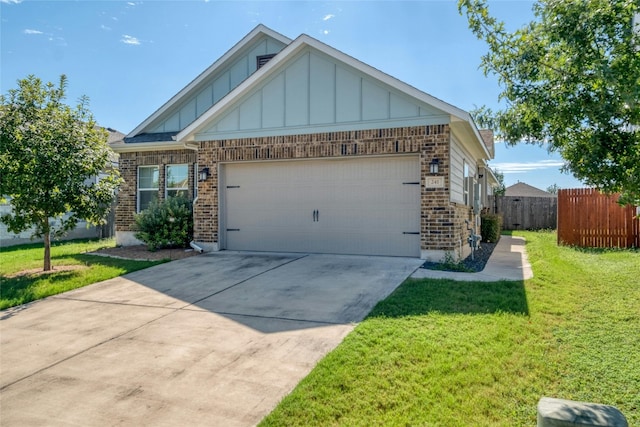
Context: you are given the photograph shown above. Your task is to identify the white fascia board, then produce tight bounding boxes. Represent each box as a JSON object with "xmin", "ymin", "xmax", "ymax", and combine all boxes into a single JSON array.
[
  {"xmin": 450, "ymin": 119, "xmax": 491, "ymax": 161},
  {"xmin": 484, "ymin": 163, "xmax": 499, "ymax": 186},
  {"xmin": 126, "ymin": 25, "xmax": 292, "ymax": 138},
  {"xmin": 112, "ymin": 141, "xmax": 186, "ymax": 153},
  {"xmin": 456, "ymin": 114, "xmax": 491, "ymax": 160}
]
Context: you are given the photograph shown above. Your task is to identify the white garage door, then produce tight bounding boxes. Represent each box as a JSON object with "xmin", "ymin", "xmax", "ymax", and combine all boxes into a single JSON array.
[{"xmin": 221, "ymin": 156, "xmax": 420, "ymax": 257}]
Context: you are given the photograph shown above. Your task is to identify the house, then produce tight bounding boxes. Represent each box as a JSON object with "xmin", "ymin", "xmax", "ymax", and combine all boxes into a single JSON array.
[
  {"xmin": 505, "ymin": 182, "xmax": 556, "ymax": 198},
  {"xmin": 0, "ymin": 128, "xmax": 124, "ymax": 247},
  {"xmin": 113, "ymin": 25, "xmax": 496, "ymax": 261}
]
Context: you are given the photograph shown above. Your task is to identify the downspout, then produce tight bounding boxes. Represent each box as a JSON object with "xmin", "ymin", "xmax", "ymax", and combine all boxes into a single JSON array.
[{"xmin": 185, "ymin": 142, "xmax": 201, "ymax": 251}]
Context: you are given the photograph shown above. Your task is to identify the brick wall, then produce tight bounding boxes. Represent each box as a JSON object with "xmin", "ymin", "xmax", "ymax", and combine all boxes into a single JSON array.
[
  {"xmin": 116, "ymin": 125, "xmax": 474, "ymax": 257},
  {"xmin": 115, "ymin": 150, "xmax": 196, "ymax": 232}
]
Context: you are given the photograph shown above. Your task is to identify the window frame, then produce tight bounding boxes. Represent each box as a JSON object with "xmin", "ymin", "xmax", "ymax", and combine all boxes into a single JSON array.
[
  {"xmin": 165, "ymin": 163, "xmax": 189, "ymax": 199},
  {"xmin": 463, "ymin": 161, "xmax": 470, "ymax": 206},
  {"xmin": 137, "ymin": 165, "xmax": 159, "ymax": 212}
]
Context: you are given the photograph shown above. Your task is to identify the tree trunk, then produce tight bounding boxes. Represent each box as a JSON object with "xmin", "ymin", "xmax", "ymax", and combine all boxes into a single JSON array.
[{"xmin": 43, "ymin": 231, "xmax": 51, "ymax": 271}]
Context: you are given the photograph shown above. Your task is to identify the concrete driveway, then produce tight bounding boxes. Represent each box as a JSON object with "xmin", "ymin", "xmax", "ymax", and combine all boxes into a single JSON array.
[{"xmin": 0, "ymin": 252, "xmax": 422, "ymax": 426}]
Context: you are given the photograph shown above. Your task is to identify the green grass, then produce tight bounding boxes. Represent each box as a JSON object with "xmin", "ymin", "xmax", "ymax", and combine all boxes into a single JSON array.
[
  {"xmin": 0, "ymin": 239, "xmax": 164, "ymax": 310},
  {"xmin": 261, "ymin": 231, "xmax": 640, "ymax": 426}
]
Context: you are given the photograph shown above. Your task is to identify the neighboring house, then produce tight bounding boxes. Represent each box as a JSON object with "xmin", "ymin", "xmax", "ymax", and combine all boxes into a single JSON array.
[
  {"xmin": 505, "ymin": 182, "xmax": 556, "ymax": 198},
  {"xmin": 0, "ymin": 128, "xmax": 124, "ymax": 247},
  {"xmin": 113, "ymin": 25, "xmax": 496, "ymax": 260}
]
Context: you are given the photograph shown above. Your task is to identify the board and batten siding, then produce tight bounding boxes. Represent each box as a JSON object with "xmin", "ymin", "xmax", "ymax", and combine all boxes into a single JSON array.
[
  {"xmin": 196, "ymin": 49, "xmax": 450, "ymax": 140},
  {"xmin": 449, "ymin": 134, "xmax": 474, "ymax": 204},
  {"xmin": 149, "ymin": 36, "xmax": 287, "ymax": 134}
]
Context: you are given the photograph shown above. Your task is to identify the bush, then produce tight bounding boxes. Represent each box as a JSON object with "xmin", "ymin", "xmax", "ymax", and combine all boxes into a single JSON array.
[
  {"xmin": 481, "ymin": 213, "xmax": 502, "ymax": 243},
  {"xmin": 134, "ymin": 197, "xmax": 193, "ymax": 251}
]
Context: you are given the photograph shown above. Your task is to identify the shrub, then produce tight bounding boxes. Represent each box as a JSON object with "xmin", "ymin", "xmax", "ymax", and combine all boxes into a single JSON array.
[
  {"xmin": 481, "ymin": 213, "xmax": 502, "ymax": 243},
  {"xmin": 134, "ymin": 197, "xmax": 193, "ymax": 251}
]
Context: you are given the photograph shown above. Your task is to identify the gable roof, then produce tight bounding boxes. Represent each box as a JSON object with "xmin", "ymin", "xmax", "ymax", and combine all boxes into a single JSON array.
[
  {"xmin": 505, "ymin": 182, "xmax": 556, "ymax": 197},
  {"xmin": 126, "ymin": 25, "xmax": 291, "ymax": 139},
  {"xmin": 120, "ymin": 25, "xmax": 491, "ymax": 160}
]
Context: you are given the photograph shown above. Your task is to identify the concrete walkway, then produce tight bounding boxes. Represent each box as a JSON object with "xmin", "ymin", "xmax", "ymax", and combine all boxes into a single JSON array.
[
  {"xmin": 411, "ymin": 235, "xmax": 534, "ymax": 281},
  {"xmin": 0, "ymin": 253, "xmax": 422, "ymax": 427}
]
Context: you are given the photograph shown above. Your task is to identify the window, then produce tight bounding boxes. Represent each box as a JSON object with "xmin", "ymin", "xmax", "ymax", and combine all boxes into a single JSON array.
[
  {"xmin": 166, "ymin": 164, "xmax": 189, "ymax": 198},
  {"xmin": 463, "ymin": 161, "xmax": 470, "ymax": 206},
  {"xmin": 138, "ymin": 166, "xmax": 159, "ymax": 212}
]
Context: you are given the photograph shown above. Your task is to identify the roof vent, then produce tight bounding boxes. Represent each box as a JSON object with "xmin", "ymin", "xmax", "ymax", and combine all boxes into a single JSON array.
[{"xmin": 257, "ymin": 54, "xmax": 276, "ymax": 69}]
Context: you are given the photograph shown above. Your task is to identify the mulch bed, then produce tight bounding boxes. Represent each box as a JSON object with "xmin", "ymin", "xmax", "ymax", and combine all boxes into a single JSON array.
[
  {"xmin": 421, "ymin": 240, "xmax": 498, "ymax": 272},
  {"xmin": 89, "ymin": 245, "xmax": 200, "ymax": 261}
]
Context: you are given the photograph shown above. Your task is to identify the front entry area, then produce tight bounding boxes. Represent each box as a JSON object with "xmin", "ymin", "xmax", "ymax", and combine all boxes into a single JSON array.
[{"xmin": 221, "ymin": 156, "xmax": 421, "ymax": 257}]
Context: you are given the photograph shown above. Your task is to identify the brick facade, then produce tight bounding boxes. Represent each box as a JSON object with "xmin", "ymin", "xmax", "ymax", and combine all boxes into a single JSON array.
[
  {"xmin": 115, "ymin": 150, "xmax": 197, "ymax": 232},
  {"xmin": 116, "ymin": 125, "xmax": 475, "ymax": 259}
]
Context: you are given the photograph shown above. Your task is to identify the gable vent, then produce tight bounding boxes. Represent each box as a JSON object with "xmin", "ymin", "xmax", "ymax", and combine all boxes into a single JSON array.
[{"xmin": 257, "ymin": 54, "xmax": 276, "ymax": 69}]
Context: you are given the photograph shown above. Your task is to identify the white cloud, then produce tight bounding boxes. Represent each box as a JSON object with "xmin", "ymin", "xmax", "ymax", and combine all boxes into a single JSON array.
[
  {"xmin": 1, "ymin": 0, "xmax": 23, "ymax": 4},
  {"xmin": 23, "ymin": 29, "xmax": 43, "ymax": 35},
  {"xmin": 490, "ymin": 160, "xmax": 565, "ymax": 174},
  {"xmin": 101, "ymin": 24, "xmax": 112, "ymax": 31},
  {"xmin": 322, "ymin": 14, "xmax": 335, "ymax": 21},
  {"xmin": 127, "ymin": 2, "xmax": 136, "ymax": 5},
  {"xmin": 323, "ymin": 30, "xmax": 330, "ymax": 35},
  {"xmin": 121, "ymin": 35, "xmax": 141, "ymax": 45}
]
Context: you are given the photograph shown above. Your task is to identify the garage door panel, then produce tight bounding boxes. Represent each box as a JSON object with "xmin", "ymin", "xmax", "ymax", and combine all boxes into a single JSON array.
[{"xmin": 222, "ymin": 156, "xmax": 420, "ymax": 257}]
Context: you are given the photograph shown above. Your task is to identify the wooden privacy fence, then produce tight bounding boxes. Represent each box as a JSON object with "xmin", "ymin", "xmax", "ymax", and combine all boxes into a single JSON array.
[
  {"xmin": 490, "ymin": 195, "xmax": 558, "ymax": 230},
  {"xmin": 558, "ymin": 188, "xmax": 640, "ymax": 248}
]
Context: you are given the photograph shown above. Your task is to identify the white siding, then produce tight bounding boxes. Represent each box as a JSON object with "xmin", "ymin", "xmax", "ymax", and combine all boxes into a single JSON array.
[
  {"xmin": 262, "ymin": 73, "xmax": 285, "ymax": 128},
  {"xmin": 362, "ymin": 80, "xmax": 389, "ymax": 121},
  {"xmin": 285, "ymin": 54, "xmax": 309, "ymax": 126},
  {"xmin": 196, "ymin": 85, "xmax": 213, "ymax": 117},
  {"xmin": 198, "ymin": 49, "xmax": 449, "ymax": 140},
  {"xmin": 335, "ymin": 65, "xmax": 361, "ymax": 122},
  {"xmin": 450, "ymin": 134, "xmax": 474, "ymax": 204},
  {"xmin": 239, "ymin": 92, "xmax": 262, "ymax": 130},
  {"xmin": 145, "ymin": 35, "xmax": 287, "ymax": 134},
  {"xmin": 309, "ymin": 53, "xmax": 335, "ymax": 124}
]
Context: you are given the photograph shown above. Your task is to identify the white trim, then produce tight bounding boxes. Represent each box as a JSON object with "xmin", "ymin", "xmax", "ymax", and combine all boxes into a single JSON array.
[
  {"xmin": 194, "ymin": 115, "xmax": 450, "ymax": 142},
  {"xmin": 137, "ymin": 165, "xmax": 159, "ymax": 212},
  {"xmin": 112, "ymin": 141, "xmax": 185, "ymax": 153},
  {"xmin": 127, "ymin": 25, "xmax": 292, "ymax": 138}
]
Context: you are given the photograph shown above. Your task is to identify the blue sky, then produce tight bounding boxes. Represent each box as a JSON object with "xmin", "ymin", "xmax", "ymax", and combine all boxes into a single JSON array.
[{"xmin": 1, "ymin": 0, "xmax": 585, "ymax": 191}]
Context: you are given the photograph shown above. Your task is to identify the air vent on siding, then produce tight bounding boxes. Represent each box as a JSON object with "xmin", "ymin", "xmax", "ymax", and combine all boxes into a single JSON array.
[{"xmin": 257, "ymin": 54, "xmax": 276, "ymax": 69}]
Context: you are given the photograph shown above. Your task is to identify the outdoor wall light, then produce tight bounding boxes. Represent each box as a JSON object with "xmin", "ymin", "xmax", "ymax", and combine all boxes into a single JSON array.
[
  {"xmin": 198, "ymin": 167, "xmax": 210, "ymax": 182},
  {"xmin": 429, "ymin": 158, "xmax": 439, "ymax": 174}
]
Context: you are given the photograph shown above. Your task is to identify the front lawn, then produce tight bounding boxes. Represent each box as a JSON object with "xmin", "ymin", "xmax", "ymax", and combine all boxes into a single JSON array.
[
  {"xmin": 261, "ymin": 231, "xmax": 640, "ymax": 426},
  {"xmin": 0, "ymin": 239, "xmax": 164, "ymax": 310}
]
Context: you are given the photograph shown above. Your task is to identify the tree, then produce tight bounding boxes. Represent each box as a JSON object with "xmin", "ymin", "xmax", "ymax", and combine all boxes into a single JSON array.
[
  {"xmin": 546, "ymin": 183, "xmax": 560, "ymax": 195},
  {"xmin": 459, "ymin": 0, "xmax": 640, "ymax": 206},
  {"xmin": 0, "ymin": 75, "xmax": 122, "ymax": 271},
  {"xmin": 493, "ymin": 168, "xmax": 506, "ymax": 196}
]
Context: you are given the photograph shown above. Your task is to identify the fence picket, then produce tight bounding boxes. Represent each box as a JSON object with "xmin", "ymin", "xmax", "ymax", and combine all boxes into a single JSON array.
[
  {"xmin": 490, "ymin": 196, "xmax": 557, "ymax": 230},
  {"xmin": 557, "ymin": 188, "xmax": 639, "ymax": 248}
]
